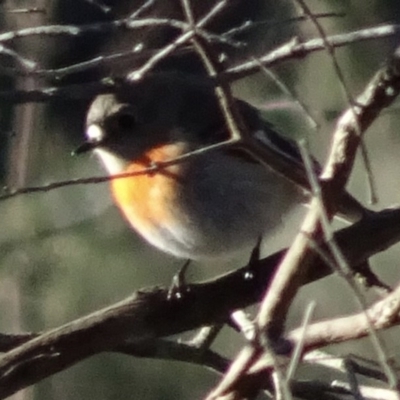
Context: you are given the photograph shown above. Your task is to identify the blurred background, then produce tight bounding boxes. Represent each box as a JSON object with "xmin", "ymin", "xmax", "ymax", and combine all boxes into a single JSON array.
[{"xmin": 0, "ymin": 0, "xmax": 400, "ymax": 399}]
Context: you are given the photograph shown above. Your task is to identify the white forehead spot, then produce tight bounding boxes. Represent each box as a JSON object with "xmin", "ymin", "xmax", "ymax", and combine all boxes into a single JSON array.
[{"xmin": 86, "ymin": 124, "xmax": 104, "ymax": 141}]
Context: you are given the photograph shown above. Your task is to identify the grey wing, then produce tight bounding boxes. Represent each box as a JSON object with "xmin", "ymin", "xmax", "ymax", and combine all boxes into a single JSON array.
[{"xmin": 240, "ymin": 102, "xmax": 369, "ymax": 222}]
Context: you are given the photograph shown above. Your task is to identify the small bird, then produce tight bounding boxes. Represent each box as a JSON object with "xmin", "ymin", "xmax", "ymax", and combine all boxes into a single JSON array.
[{"xmin": 76, "ymin": 72, "xmax": 366, "ymax": 261}]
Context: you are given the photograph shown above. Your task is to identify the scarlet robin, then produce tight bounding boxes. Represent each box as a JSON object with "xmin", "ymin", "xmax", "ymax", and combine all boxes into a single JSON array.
[{"xmin": 76, "ymin": 72, "xmax": 366, "ymax": 260}]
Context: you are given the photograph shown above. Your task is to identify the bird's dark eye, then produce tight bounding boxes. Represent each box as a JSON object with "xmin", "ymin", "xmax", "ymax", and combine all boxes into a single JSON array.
[{"xmin": 116, "ymin": 112, "xmax": 136, "ymax": 131}]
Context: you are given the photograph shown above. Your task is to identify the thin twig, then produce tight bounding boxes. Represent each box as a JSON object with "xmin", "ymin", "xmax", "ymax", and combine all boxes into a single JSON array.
[
  {"xmin": 127, "ymin": 0, "xmax": 230, "ymax": 81},
  {"xmin": 223, "ymin": 12, "xmax": 346, "ymax": 38},
  {"xmin": 0, "ymin": 8, "xmax": 46, "ymax": 14},
  {"xmin": 251, "ymin": 56, "xmax": 319, "ymax": 130},
  {"xmin": 226, "ymin": 24, "xmax": 400, "ymax": 81},
  {"xmin": 0, "ymin": 44, "xmax": 36, "ymax": 71},
  {"xmin": 0, "ymin": 139, "xmax": 235, "ymax": 202},
  {"xmin": 81, "ymin": 0, "xmax": 111, "ymax": 13},
  {"xmin": 129, "ymin": 0, "xmax": 156, "ymax": 19},
  {"xmin": 286, "ymin": 301, "xmax": 316, "ymax": 381}
]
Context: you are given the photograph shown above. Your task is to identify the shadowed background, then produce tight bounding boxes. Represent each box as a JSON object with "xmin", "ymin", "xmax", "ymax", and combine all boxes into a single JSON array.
[{"xmin": 0, "ymin": 1, "xmax": 400, "ymax": 399}]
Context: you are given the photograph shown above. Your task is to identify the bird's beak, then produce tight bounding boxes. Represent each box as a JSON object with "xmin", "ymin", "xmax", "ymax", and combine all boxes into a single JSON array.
[
  {"xmin": 72, "ymin": 124, "xmax": 104, "ymax": 156},
  {"xmin": 72, "ymin": 141, "xmax": 97, "ymax": 156}
]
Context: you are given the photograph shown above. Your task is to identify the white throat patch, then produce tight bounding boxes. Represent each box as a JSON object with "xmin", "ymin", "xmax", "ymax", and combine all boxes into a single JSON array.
[{"xmin": 94, "ymin": 148, "xmax": 127, "ymax": 174}]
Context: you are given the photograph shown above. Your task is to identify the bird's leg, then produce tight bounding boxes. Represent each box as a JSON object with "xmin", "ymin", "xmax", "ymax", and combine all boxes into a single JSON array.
[
  {"xmin": 229, "ymin": 237, "xmax": 263, "ymax": 342},
  {"xmin": 353, "ymin": 260, "xmax": 391, "ymax": 294},
  {"xmin": 167, "ymin": 259, "xmax": 191, "ymax": 300},
  {"xmin": 231, "ymin": 310, "xmax": 258, "ymax": 343},
  {"xmin": 248, "ymin": 235, "xmax": 262, "ymax": 269}
]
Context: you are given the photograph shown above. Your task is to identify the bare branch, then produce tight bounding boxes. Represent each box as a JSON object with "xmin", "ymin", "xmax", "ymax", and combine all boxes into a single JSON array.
[
  {"xmin": 81, "ymin": 0, "xmax": 111, "ymax": 14},
  {"xmin": 225, "ymin": 24, "xmax": 400, "ymax": 81}
]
